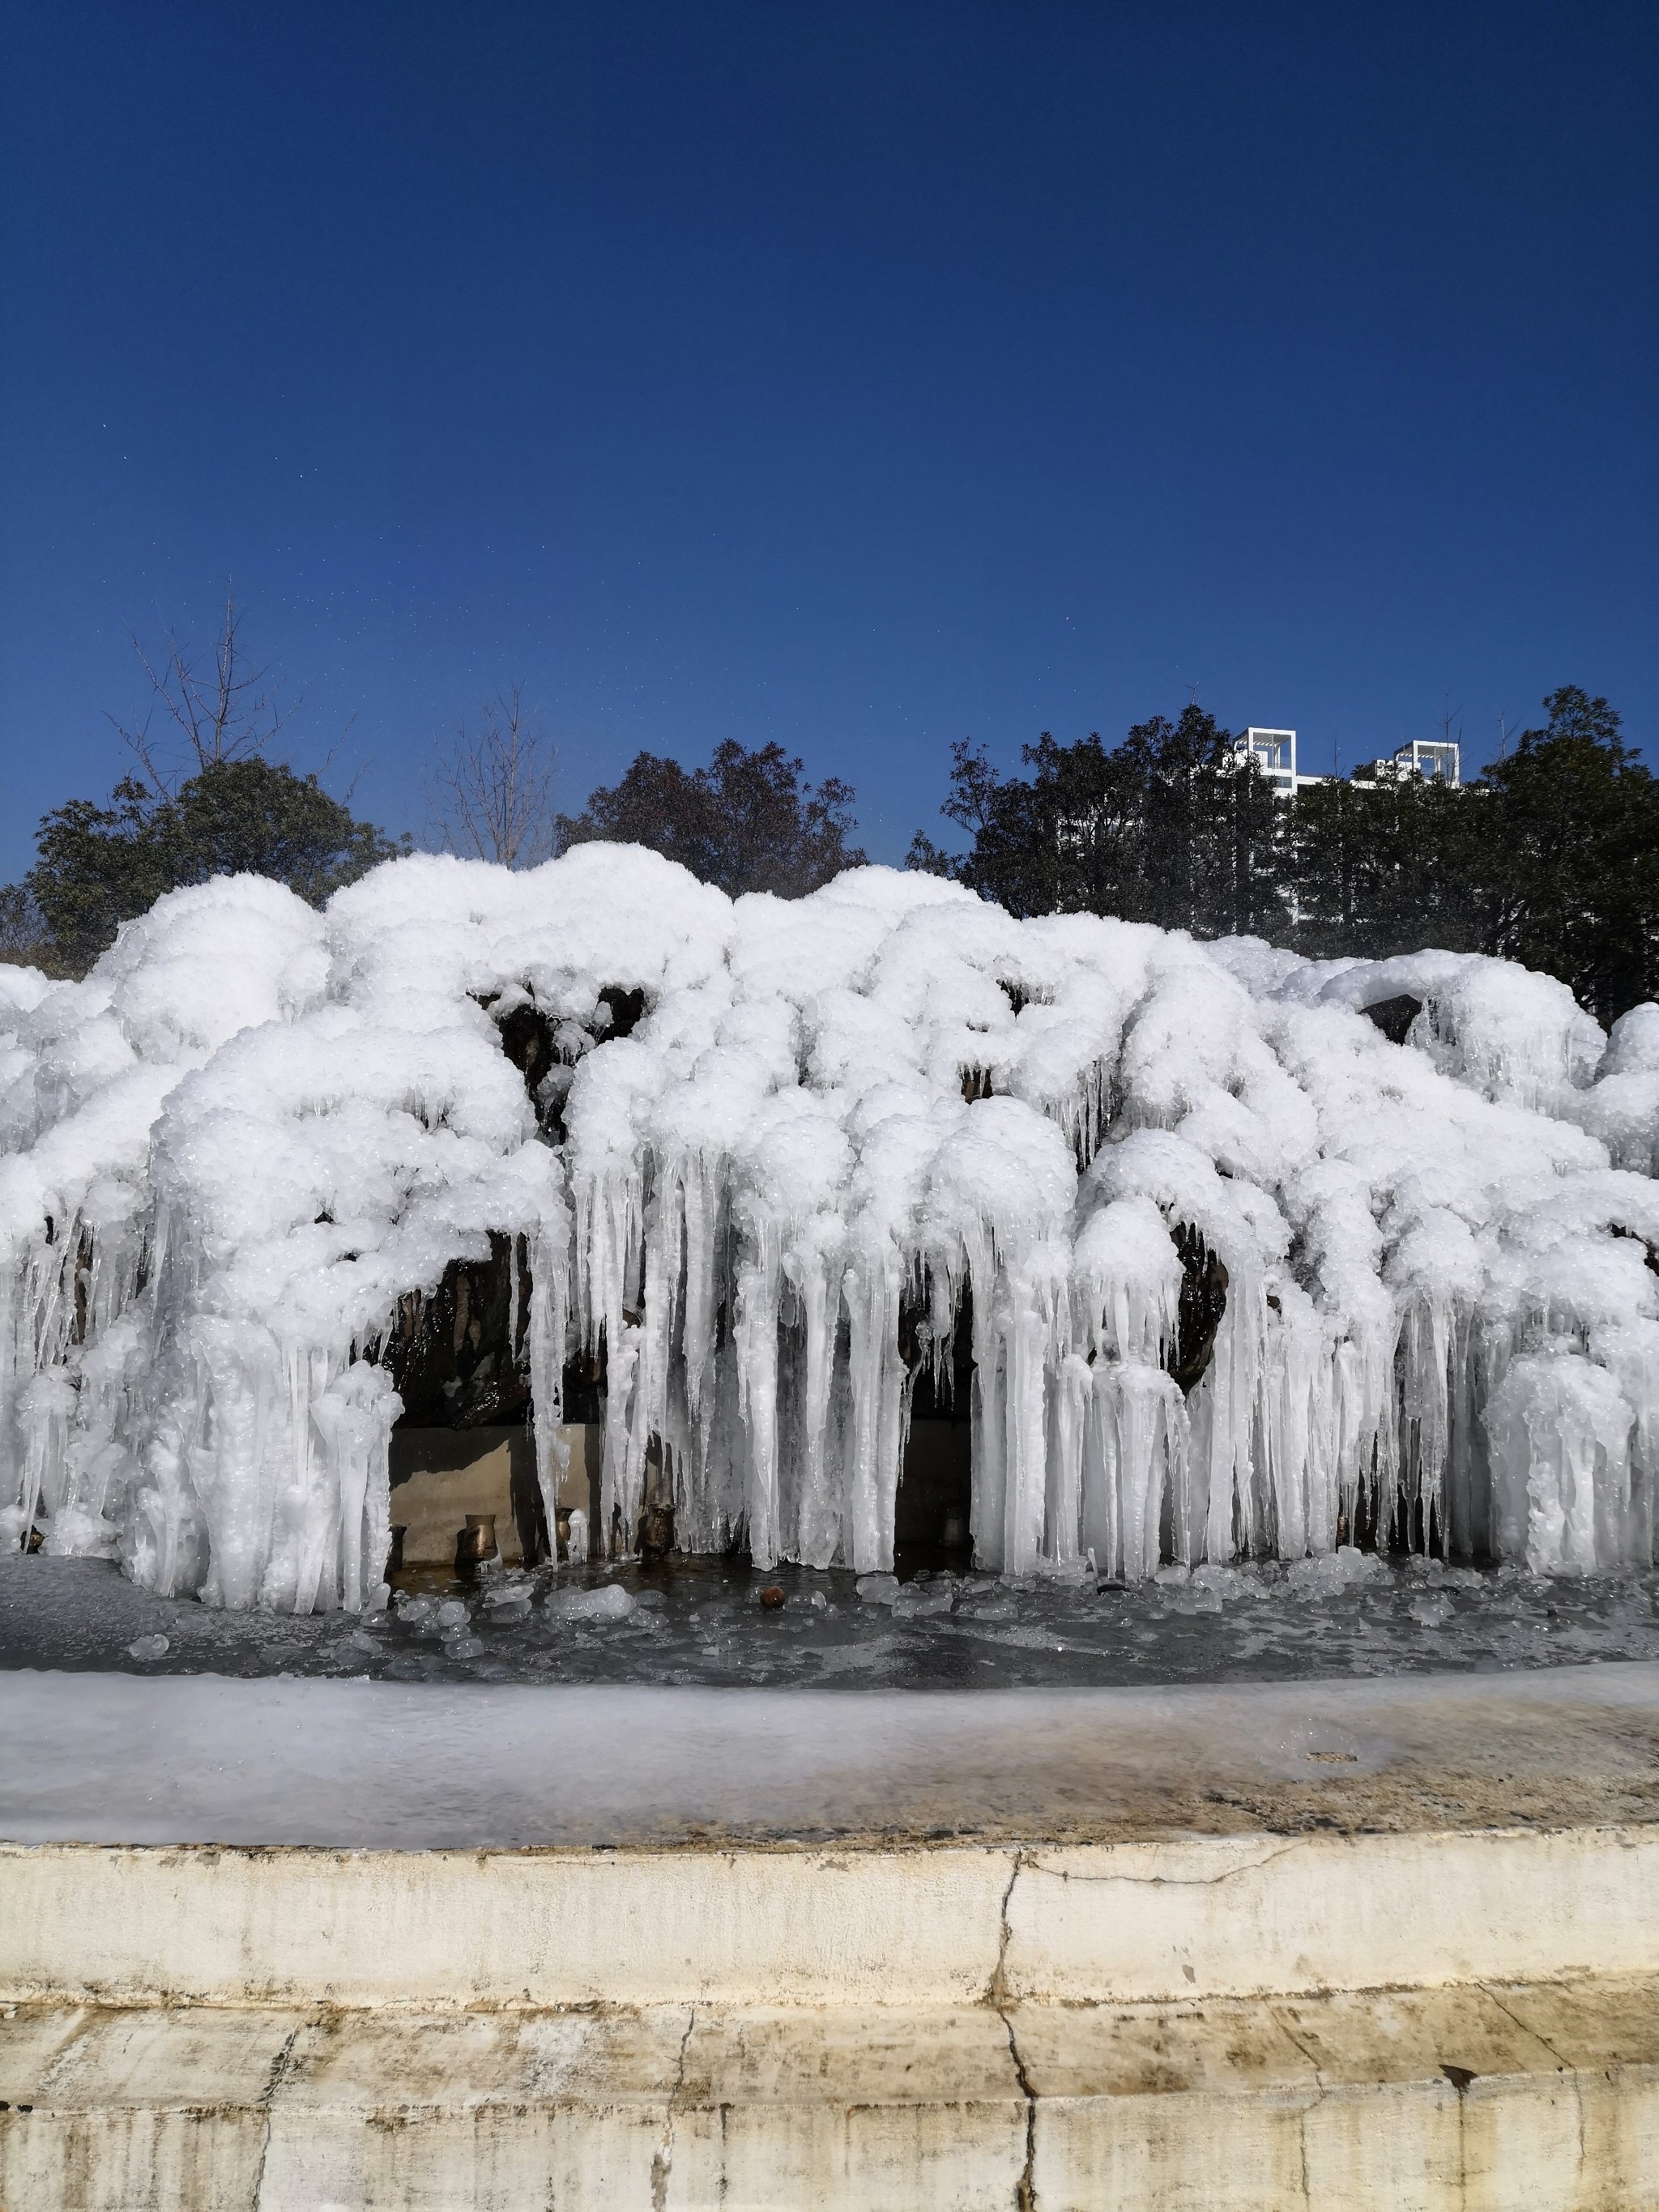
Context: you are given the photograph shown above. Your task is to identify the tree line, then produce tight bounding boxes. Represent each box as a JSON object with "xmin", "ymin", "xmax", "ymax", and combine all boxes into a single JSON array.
[
  {"xmin": 908, "ymin": 692, "xmax": 1659, "ymax": 1025},
  {"xmin": 0, "ymin": 599, "xmax": 868, "ymax": 977},
  {"xmin": 3, "ymin": 599, "xmax": 1653, "ymax": 1026}
]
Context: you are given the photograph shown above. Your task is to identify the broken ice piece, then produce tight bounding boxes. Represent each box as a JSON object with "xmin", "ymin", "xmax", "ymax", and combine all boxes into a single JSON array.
[
  {"xmin": 958, "ymin": 1594, "xmax": 1016, "ymax": 1620},
  {"xmin": 126, "ymin": 1634, "xmax": 168, "ymax": 1660},
  {"xmin": 893, "ymin": 1585, "xmax": 953, "ymax": 1617},
  {"xmin": 545, "ymin": 1583, "xmax": 637, "ymax": 1625}
]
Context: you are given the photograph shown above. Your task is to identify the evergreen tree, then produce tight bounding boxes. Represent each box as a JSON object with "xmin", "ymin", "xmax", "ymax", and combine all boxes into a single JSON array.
[
  {"xmin": 6, "ymin": 597, "xmax": 405, "ymax": 976},
  {"xmin": 25, "ymin": 760, "xmax": 404, "ymax": 975},
  {"xmin": 1120, "ymin": 707, "xmax": 1286, "ymax": 939},
  {"xmin": 911, "ymin": 707, "xmax": 1286, "ymax": 938},
  {"xmin": 1285, "ymin": 772, "xmax": 1488, "ymax": 961},
  {"xmin": 912, "ymin": 686, "xmax": 1656, "ymax": 1025},
  {"xmin": 559, "ymin": 739, "xmax": 865, "ymax": 897},
  {"xmin": 1479, "ymin": 687, "xmax": 1659, "ymax": 1023}
]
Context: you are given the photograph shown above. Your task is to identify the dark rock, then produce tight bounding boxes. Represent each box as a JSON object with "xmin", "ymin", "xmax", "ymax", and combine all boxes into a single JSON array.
[
  {"xmin": 1363, "ymin": 993, "xmax": 1423, "ymax": 1046},
  {"xmin": 1167, "ymin": 1225, "xmax": 1230, "ymax": 1395}
]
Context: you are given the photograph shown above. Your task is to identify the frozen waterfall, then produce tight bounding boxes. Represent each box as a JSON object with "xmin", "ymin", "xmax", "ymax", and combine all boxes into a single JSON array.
[{"xmin": 2, "ymin": 847, "xmax": 1657, "ymax": 1613}]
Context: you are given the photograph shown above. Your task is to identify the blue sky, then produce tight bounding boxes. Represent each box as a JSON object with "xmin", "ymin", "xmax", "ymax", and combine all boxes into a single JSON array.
[{"xmin": 2, "ymin": 0, "xmax": 1653, "ymax": 880}]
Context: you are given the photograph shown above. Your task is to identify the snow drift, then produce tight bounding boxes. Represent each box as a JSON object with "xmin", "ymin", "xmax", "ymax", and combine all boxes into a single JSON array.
[{"xmin": 2, "ymin": 849, "xmax": 1657, "ymax": 1613}]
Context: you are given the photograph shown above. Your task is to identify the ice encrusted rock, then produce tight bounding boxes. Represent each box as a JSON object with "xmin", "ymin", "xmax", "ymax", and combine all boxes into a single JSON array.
[{"xmin": 2, "ymin": 847, "xmax": 1657, "ymax": 1612}]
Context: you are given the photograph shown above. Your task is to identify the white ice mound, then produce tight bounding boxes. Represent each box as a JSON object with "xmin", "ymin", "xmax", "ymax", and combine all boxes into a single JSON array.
[{"xmin": 2, "ymin": 849, "xmax": 1657, "ymax": 1611}]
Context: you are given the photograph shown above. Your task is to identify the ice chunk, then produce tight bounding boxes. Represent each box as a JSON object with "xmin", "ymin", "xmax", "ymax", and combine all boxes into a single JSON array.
[
  {"xmin": 546, "ymin": 1583, "xmax": 637, "ymax": 1625},
  {"xmin": 892, "ymin": 1583, "xmax": 953, "ymax": 1617},
  {"xmin": 1286, "ymin": 1547, "xmax": 1387, "ymax": 1599}
]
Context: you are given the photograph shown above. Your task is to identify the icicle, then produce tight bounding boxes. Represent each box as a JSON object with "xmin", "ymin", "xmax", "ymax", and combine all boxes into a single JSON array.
[
  {"xmin": 527, "ymin": 1217, "xmax": 573, "ymax": 1552},
  {"xmin": 1486, "ymin": 1345, "xmax": 1634, "ymax": 1575}
]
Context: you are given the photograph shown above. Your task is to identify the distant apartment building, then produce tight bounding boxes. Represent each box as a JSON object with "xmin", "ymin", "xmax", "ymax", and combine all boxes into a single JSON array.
[{"xmin": 1234, "ymin": 728, "xmax": 1461, "ymax": 799}]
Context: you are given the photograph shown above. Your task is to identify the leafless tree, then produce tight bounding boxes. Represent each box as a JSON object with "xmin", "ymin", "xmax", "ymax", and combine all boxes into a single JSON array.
[
  {"xmin": 426, "ymin": 688, "xmax": 558, "ymax": 868},
  {"xmin": 112, "ymin": 587, "xmax": 296, "ymax": 796}
]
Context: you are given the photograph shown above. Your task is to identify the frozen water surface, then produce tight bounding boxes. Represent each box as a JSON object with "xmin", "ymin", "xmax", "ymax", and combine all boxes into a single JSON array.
[{"xmin": 5, "ymin": 1548, "xmax": 1657, "ymax": 1690}]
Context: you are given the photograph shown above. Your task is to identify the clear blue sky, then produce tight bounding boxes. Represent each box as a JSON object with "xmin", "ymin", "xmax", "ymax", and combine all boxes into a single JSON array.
[{"xmin": 2, "ymin": 1, "xmax": 1654, "ymax": 880}]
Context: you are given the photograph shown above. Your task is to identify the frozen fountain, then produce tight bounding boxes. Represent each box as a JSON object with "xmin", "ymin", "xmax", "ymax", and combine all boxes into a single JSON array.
[
  {"xmin": 4, "ymin": 850, "xmax": 1659, "ymax": 2210},
  {"xmin": 3, "ymin": 846, "xmax": 1657, "ymax": 1603}
]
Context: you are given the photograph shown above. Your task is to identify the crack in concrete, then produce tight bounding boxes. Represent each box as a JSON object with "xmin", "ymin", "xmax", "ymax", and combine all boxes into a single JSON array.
[
  {"xmin": 650, "ymin": 2005, "xmax": 697, "ymax": 2212},
  {"xmin": 990, "ymin": 1853, "xmax": 1038, "ymax": 2209},
  {"xmin": 1294, "ymin": 2082, "xmax": 1328, "ymax": 2209},
  {"xmin": 1480, "ymin": 1984, "xmax": 1589, "ymax": 2176},
  {"xmin": 1272, "ymin": 2016, "xmax": 1330, "ymax": 2209},
  {"xmin": 249, "ymin": 2016, "xmax": 306, "ymax": 2210},
  {"xmin": 996, "ymin": 2006, "xmax": 1038, "ymax": 2212},
  {"xmin": 988, "ymin": 1852, "xmax": 1026, "ymax": 2010},
  {"xmin": 1480, "ymin": 1983, "xmax": 1572, "ymax": 2071},
  {"xmin": 1020, "ymin": 1839, "xmax": 1306, "ymax": 1888}
]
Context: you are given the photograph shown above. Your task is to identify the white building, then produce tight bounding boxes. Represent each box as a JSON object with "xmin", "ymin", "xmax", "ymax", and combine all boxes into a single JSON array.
[
  {"xmin": 1354, "ymin": 736, "xmax": 1461, "ymax": 787},
  {"xmin": 1235, "ymin": 728, "xmax": 1461, "ymax": 801}
]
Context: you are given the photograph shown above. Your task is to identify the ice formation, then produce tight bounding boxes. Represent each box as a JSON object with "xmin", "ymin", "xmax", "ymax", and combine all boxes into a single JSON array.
[{"xmin": 2, "ymin": 849, "xmax": 1657, "ymax": 1613}]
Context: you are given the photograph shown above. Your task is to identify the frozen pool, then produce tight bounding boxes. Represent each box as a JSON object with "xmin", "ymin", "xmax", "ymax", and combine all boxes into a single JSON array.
[{"xmin": 4, "ymin": 1546, "xmax": 1658, "ymax": 1692}]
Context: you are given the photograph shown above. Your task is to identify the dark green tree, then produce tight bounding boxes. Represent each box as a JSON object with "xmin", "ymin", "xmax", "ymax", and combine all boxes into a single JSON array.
[
  {"xmin": 559, "ymin": 739, "xmax": 865, "ymax": 897},
  {"xmin": 1478, "ymin": 687, "xmax": 1659, "ymax": 1023},
  {"xmin": 911, "ymin": 706, "xmax": 1286, "ymax": 938},
  {"xmin": 6, "ymin": 597, "xmax": 405, "ymax": 975},
  {"xmin": 26, "ymin": 761, "xmax": 404, "ymax": 975},
  {"xmin": 0, "ymin": 886, "xmax": 58, "ymax": 974},
  {"xmin": 1120, "ymin": 707, "xmax": 1286, "ymax": 939},
  {"xmin": 915, "ymin": 686, "xmax": 1657, "ymax": 1025},
  {"xmin": 1284, "ymin": 772, "xmax": 1488, "ymax": 961},
  {"xmin": 908, "ymin": 738, "xmax": 1074, "ymax": 916}
]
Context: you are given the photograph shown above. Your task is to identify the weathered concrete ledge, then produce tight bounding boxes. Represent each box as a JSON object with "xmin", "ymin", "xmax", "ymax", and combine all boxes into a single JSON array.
[
  {"xmin": 6, "ymin": 1822, "xmax": 1659, "ymax": 2012},
  {"xmin": 4, "ymin": 1978, "xmax": 1658, "ymax": 2210},
  {"xmin": 5, "ymin": 1664, "xmax": 1659, "ymax": 2206}
]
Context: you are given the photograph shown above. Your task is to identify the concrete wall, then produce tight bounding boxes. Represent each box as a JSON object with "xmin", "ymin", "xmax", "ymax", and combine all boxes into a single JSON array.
[
  {"xmin": 3, "ymin": 1832, "xmax": 1659, "ymax": 2210},
  {"xmin": 6, "ymin": 1826, "xmax": 1659, "ymax": 2013},
  {"xmin": 390, "ymin": 1417, "xmax": 968, "ymax": 1568},
  {"xmin": 6, "ymin": 1979, "xmax": 1658, "ymax": 2211},
  {"xmin": 390, "ymin": 1424, "xmax": 598, "ymax": 1566}
]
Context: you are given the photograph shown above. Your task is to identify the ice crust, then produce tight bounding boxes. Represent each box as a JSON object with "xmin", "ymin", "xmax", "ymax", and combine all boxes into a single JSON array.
[{"xmin": 2, "ymin": 849, "xmax": 1657, "ymax": 1613}]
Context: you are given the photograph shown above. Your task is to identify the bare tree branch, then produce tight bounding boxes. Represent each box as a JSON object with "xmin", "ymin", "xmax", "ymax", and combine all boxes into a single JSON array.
[
  {"xmin": 107, "ymin": 586, "xmax": 299, "ymax": 795},
  {"xmin": 425, "ymin": 688, "xmax": 559, "ymax": 868}
]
